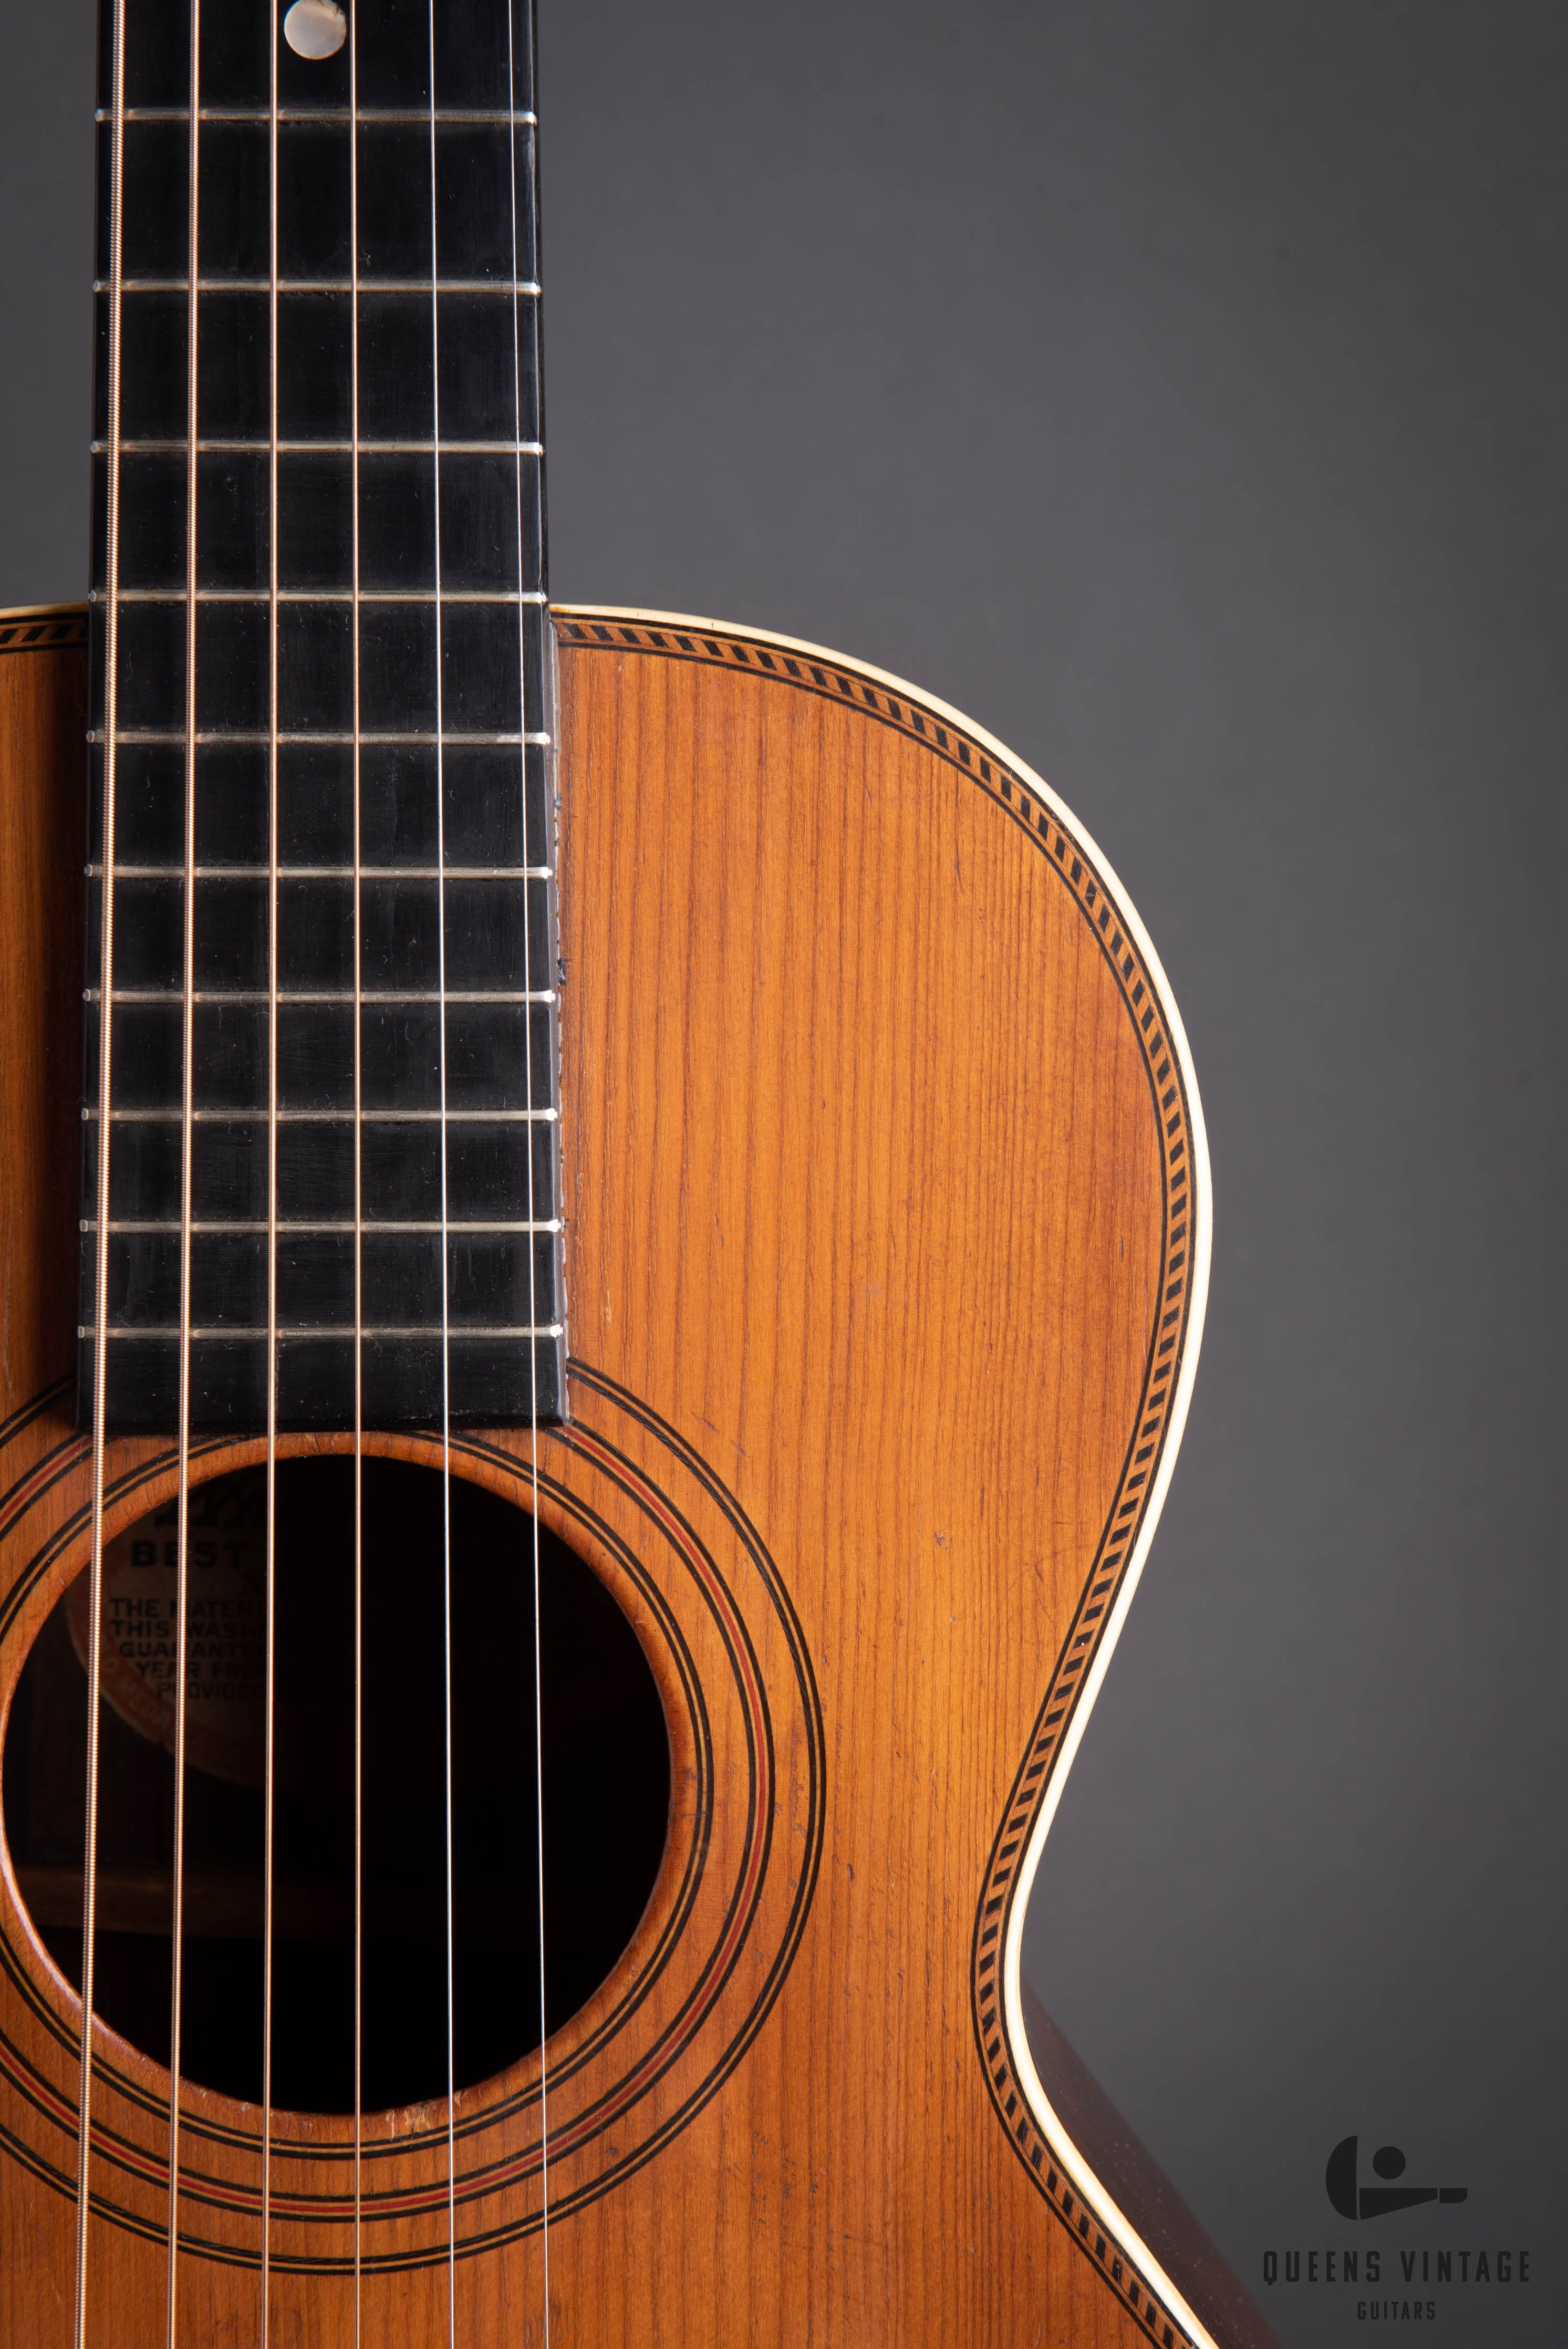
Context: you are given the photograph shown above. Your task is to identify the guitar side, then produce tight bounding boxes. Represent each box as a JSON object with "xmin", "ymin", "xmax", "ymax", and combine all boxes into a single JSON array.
[{"xmin": 0, "ymin": 603, "xmax": 1275, "ymax": 2349}]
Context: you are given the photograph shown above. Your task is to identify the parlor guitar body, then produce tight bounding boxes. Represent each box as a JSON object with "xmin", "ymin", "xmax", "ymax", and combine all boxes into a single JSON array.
[{"xmin": 0, "ymin": 5, "xmax": 1276, "ymax": 2348}]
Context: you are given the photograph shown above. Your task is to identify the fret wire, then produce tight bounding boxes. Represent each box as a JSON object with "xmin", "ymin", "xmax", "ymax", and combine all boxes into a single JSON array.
[
  {"xmin": 110, "ymin": 590, "xmax": 549, "ymax": 604},
  {"xmin": 87, "ymin": 1106, "xmax": 560, "ymax": 1123},
  {"xmin": 90, "ymin": 1219, "xmax": 562, "ymax": 1233},
  {"xmin": 107, "ymin": 107, "xmax": 539, "ymax": 123},
  {"xmin": 80, "ymin": 0, "xmax": 564, "ymax": 1453},
  {"xmin": 99, "ymin": 442, "xmax": 545, "ymax": 455},
  {"xmin": 82, "ymin": 1324, "xmax": 564, "ymax": 1339},
  {"xmin": 107, "ymin": 278, "xmax": 540, "ymax": 295},
  {"xmin": 88, "ymin": 866, "xmax": 554, "ymax": 880},
  {"xmin": 89, "ymin": 989, "xmax": 558, "ymax": 1004},
  {"xmin": 95, "ymin": 730, "xmax": 553, "ymax": 744}
]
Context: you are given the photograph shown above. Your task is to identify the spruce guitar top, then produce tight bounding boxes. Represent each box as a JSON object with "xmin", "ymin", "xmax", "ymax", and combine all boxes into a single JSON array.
[{"xmin": 0, "ymin": 2, "xmax": 1276, "ymax": 2344}]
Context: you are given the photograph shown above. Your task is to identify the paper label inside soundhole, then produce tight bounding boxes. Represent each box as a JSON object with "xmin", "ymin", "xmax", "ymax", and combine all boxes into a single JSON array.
[{"xmin": 65, "ymin": 1485, "xmax": 266, "ymax": 1787}]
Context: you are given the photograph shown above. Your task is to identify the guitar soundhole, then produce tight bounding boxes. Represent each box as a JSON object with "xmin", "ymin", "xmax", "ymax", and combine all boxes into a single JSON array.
[{"xmin": 1, "ymin": 1458, "xmax": 670, "ymax": 2113}]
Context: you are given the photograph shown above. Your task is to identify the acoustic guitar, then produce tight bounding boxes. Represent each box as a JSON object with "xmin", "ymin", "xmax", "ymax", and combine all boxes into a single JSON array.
[{"xmin": 0, "ymin": 1, "xmax": 1278, "ymax": 2343}]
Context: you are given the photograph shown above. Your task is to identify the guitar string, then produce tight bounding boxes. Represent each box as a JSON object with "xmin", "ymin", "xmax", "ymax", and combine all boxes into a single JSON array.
[
  {"xmin": 165, "ymin": 0, "xmax": 204, "ymax": 2333},
  {"xmin": 77, "ymin": 19, "xmax": 535, "ymax": 2335},
  {"xmin": 503, "ymin": 0, "xmax": 552, "ymax": 2325},
  {"xmin": 424, "ymin": 7, "xmax": 459, "ymax": 2334},
  {"xmin": 72, "ymin": 14, "xmax": 524, "ymax": 2336},
  {"xmin": 349, "ymin": 0, "xmax": 366, "ymax": 2333},
  {"xmin": 261, "ymin": 0, "xmax": 282, "ymax": 2332},
  {"xmin": 73, "ymin": 0, "xmax": 128, "ymax": 2330}
]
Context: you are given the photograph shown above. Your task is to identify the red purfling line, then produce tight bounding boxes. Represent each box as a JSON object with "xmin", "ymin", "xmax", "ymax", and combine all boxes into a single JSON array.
[
  {"xmin": 0, "ymin": 1437, "xmax": 92, "ymax": 1543},
  {"xmin": 562, "ymin": 1431, "xmax": 770, "ymax": 1730},
  {"xmin": 4, "ymin": 1427, "xmax": 781, "ymax": 2236}
]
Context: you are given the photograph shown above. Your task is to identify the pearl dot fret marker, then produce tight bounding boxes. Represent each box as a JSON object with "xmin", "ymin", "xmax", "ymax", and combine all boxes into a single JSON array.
[{"xmin": 284, "ymin": 0, "xmax": 346, "ymax": 60}]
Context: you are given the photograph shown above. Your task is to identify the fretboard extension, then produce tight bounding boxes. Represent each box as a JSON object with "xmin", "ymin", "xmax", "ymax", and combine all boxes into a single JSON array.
[{"xmin": 79, "ymin": 0, "xmax": 564, "ymax": 1433}]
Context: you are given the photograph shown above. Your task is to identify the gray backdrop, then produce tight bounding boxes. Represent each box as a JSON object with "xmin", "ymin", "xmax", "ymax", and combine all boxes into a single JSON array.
[{"xmin": 2, "ymin": 3, "xmax": 1563, "ymax": 2341}]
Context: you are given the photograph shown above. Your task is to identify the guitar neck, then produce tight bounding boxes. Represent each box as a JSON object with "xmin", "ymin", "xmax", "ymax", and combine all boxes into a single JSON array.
[{"xmin": 81, "ymin": 0, "xmax": 564, "ymax": 1435}]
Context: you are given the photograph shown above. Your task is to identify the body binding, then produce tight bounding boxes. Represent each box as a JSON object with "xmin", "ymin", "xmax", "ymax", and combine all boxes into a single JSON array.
[{"xmin": 0, "ymin": 600, "xmax": 1274, "ymax": 2349}]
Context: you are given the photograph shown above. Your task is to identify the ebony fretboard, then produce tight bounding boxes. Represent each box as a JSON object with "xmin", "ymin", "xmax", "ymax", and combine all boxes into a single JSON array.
[{"xmin": 79, "ymin": 0, "xmax": 564, "ymax": 1433}]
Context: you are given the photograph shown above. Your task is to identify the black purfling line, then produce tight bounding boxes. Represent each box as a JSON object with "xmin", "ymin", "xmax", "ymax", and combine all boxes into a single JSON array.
[
  {"xmin": 562, "ymin": 1366, "xmax": 828, "ymax": 1901},
  {"xmin": 0, "ymin": 1375, "xmax": 75, "ymax": 1459},
  {"xmin": 0, "ymin": 1456, "xmax": 717, "ymax": 2192},
  {"xmin": 0, "ymin": 1409, "xmax": 807, "ymax": 2254}
]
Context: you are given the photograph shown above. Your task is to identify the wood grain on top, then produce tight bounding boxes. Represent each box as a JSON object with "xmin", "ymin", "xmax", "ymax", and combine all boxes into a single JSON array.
[{"xmin": 0, "ymin": 611, "xmax": 1261, "ymax": 2347}]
